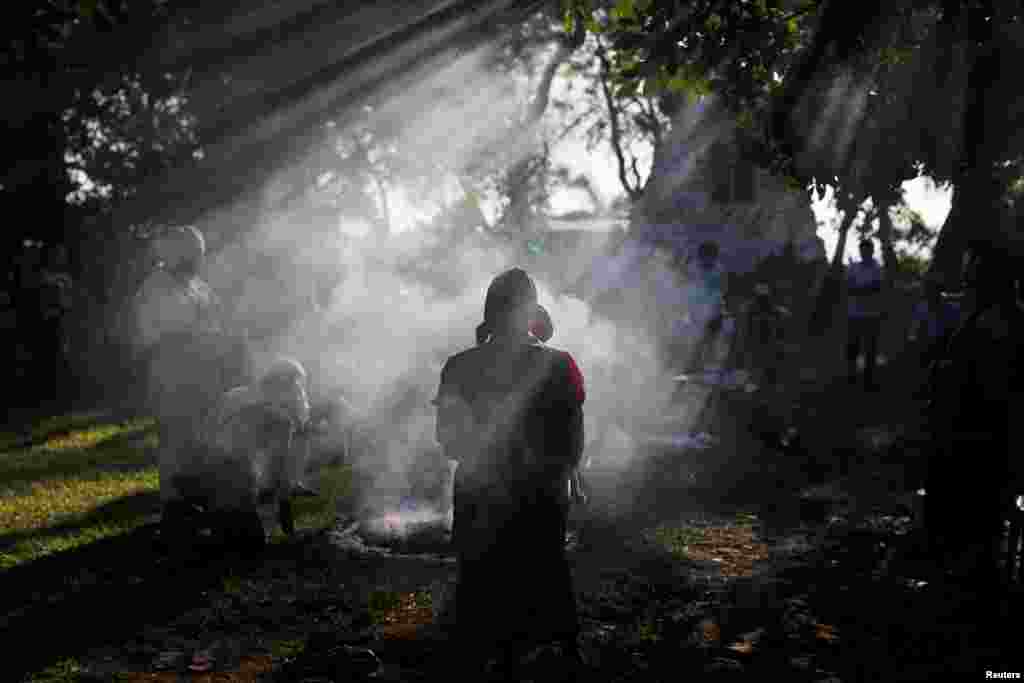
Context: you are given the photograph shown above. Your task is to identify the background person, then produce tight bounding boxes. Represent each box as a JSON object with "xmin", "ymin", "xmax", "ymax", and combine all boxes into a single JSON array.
[
  {"xmin": 685, "ymin": 240, "xmax": 728, "ymax": 372},
  {"xmin": 845, "ymin": 238, "xmax": 885, "ymax": 390}
]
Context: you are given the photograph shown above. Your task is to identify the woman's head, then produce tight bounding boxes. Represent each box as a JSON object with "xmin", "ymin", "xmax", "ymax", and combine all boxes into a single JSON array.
[{"xmin": 476, "ymin": 268, "xmax": 540, "ymax": 344}]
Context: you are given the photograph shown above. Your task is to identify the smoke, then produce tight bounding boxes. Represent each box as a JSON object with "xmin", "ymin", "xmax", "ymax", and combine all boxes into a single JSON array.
[{"xmin": 146, "ymin": 32, "xmax": 729, "ymax": 529}]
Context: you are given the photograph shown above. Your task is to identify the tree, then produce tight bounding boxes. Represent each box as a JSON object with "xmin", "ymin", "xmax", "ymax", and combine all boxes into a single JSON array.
[{"xmin": 495, "ymin": 3, "xmax": 586, "ymax": 235}]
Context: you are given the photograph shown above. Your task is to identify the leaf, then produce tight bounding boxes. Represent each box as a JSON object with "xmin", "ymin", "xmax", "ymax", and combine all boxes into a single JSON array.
[{"xmin": 612, "ymin": 0, "xmax": 636, "ymax": 21}]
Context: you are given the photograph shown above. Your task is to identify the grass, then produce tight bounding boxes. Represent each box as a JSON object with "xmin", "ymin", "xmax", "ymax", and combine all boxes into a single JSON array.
[
  {"xmin": 0, "ymin": 410, "xmax": 354, "ymax": 568},
  {"xmin": 24, "ymin": 658, "xmax": 85, "ymax": 683},
  {"xmin": 0, "ymin": 413, "xmax": 159, "ymax": 570}
]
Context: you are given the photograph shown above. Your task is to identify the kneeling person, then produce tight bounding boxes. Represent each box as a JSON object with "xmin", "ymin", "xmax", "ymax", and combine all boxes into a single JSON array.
[{"xmin": 171, "ymin": 358, "xmax": 315, "ymax": 551}]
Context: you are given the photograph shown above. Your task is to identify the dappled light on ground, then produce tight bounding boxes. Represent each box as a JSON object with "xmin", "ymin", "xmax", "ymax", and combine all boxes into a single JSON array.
[
  {"xmin": 373, "ymin": 590, "xmax": 435, "ymax": 640},
  {"xmin": 117, "ymin": 655, "xmax": 275, "ymax": 683},
  {"xmin": 645, "ymin": 517, "xmax": 770, "ymax": 578}
]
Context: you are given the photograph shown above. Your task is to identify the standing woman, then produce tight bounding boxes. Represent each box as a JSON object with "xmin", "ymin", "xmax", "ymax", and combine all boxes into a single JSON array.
[
  {"xmin": 434, "ymin": 268, "xmax": 586, "ymax": 677},
  {"xmin": 132, "ymin": 225, "xmax": 240, "ymax": 547}
]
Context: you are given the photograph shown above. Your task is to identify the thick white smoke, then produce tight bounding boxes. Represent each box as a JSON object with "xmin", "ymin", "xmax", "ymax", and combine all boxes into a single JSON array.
[{"xmin": 184, "ymin": 37, "xmax": 723, "ymax": 532}]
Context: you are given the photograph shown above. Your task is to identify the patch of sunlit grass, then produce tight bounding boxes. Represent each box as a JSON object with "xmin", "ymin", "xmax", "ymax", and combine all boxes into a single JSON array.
[
  {"xmin": 269, "ymin": 638, "xmax": 306, "ymax": 659},
  {"xmin": 0, "ymin": 414, "xmax": 159, "ymax": 570},
  {"xmin": 644, "ymin": 515, "xmax": 770, "ymax": 578},
  {"xmin": 0, "ymin": 471, "xmax": 159, "ymax": 534},
  {"xmin": 24, "ymin": 657, "xmax": 86, "ymax": 683},
  {"xmin": 0, "ymin": 417, "xmax": 155, "ymax": 485},
  {"xmin": 290, "ymin": 464, "xmax": 353, "ymax": 531}
]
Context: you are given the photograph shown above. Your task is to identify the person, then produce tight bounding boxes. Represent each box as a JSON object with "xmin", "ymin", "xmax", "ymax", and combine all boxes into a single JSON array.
[
  {"xmin": 434, "ymin": 268, "xmax": 586, "ymax": 677},
  {"xmin": 685, "ymin": 240, "xmax": 728, "ymax": 372},
  {"xmin": 925, "ymin": 240, "xmax": 1024, "ymax": 583},
  {"xmin": 131, "ymin": 225, "xmax": 247, "ymax": 546},
  {"xmin": 740, "ymin": 282, "xmax": 790, "ymax": 387},
  {"xmin": 907, "ymin": 278, "xmax": 961, "ymax": 394},
  {"xmin": 845, "ymin": 238, "xmax": 885, "ymax": 390},
  {"xmin": 172, "ymin": 357, "xmax": 316, "ymax": 551}
]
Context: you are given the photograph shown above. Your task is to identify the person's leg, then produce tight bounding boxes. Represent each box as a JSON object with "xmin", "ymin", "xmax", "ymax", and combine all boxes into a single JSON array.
[
  {"xmin": 845, "ymin": 317, "xmax": 862, "ymax": 383},
  {"xmin": 864, "ymin": 317, "xmax": 881, "ymax": 390}
]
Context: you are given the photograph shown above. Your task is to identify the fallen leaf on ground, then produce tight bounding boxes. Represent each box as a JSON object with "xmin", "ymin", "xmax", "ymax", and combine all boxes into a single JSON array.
[{"xmin": 815, "ymin": 622, "xmax": 839, "ymax": 642}]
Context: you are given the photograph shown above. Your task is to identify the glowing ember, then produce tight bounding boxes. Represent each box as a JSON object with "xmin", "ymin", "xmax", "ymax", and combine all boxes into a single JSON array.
[{"xmin": 359, "ymin": 500, "xmax": 451, "ymax": 549}]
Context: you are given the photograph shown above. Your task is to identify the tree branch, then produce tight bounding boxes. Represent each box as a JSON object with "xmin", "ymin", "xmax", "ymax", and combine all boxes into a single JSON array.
[{"xmin": 596, "ymin": 37, "xmax": 642, "ymax": 201}]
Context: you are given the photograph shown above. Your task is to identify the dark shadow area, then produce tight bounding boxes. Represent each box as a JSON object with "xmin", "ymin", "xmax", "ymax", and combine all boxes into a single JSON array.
[
  {"xmin": 0, "ymin": 409, "xmax": 149, "ymax": 452},
  {"xmin": 0, "ymin": 519, "xmax": 324, "ymax": 681}
]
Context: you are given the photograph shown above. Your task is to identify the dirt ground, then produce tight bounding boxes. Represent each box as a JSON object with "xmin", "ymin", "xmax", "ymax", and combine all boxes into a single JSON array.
[{"xmin": 6, "ymin": 345, "xmax": 1023, "ymax": 682}]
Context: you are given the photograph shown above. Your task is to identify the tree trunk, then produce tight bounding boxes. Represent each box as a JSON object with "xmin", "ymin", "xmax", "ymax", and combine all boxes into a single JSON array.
[
  {"xmin": 928, "ymin": 0, "xmax": 1002, "ymax": 287},
  {"xmin": 596, "ymin": 38, "xmax": 643, "ymax": 201},
  {"xmin": 876, "ymin": 200, "xmax": 898, "ymax": 286},
  {"xmin": 500, "ymin": 11, "xmax": 585, "ymax": 232},
  {"xmin": 829, "ymin": 200, "xmax": 859, "ymax": 271}
]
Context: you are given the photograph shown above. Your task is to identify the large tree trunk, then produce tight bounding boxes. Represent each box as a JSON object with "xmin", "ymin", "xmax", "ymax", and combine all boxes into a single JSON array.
[{"xmin": 928, "ymin": 0, "xmax": 1003, "ymax": 287}]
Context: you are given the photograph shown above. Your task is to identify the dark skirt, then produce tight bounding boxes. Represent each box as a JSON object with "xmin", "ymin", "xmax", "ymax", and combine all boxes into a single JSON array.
[{"xmin": 452, "ymin": 476, "xmax": 577, "ymax": 653}]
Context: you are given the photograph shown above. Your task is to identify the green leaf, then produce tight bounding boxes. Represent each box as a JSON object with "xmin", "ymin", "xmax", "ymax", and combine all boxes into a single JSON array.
[
  {"xmin": 613, "ymin": 0, "xmax": 636, "ymax": 21},
  {"xmin": 615, "ymin": 81, "xmax": 639, "ymax": 98}
]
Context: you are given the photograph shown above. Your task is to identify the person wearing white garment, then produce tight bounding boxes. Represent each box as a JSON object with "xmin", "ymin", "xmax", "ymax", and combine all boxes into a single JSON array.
[
  {"xmin": 845, "ymin": 238, "xmax": 885, "ymax": 391},
  {"xmin": 132, "ymin": 225, "xmax": 246, "ymax": 546},
  {"xmin": 171, "ymin": 357, "xmax": 317, "ymax": 551}
]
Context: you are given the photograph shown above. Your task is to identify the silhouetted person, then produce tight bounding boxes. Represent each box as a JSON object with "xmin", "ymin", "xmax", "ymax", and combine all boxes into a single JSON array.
[
  {"xmin": 926, "ymin": 240, "xmax": 1024, "ymax": 582},
  {"xmin": 687, "ymin": 240, "xmax": 727, "ymax": 371},
  {"xmin": 845, "ymin": 238, "xmax": 884, "ymax": 390},
  {"xmin": 434, "ymin": 268, "xmax": 586, "ymax": 677},
  {"xmin": 175, "ymin": 357, "xmax": 315, "ymax": 551},
  {"xmin": 907, "ymin": 278, "xmax": 961, "ymax": 395},
  {"xmin": 741, "ymin": 282, "xmax": 789, "ymax": 387}
]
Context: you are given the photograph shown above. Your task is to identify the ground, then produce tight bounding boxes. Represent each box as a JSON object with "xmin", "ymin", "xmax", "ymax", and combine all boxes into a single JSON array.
[{"xmin": 3, "ymin": 338, "xmax": 1021, "ymax": 682}]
